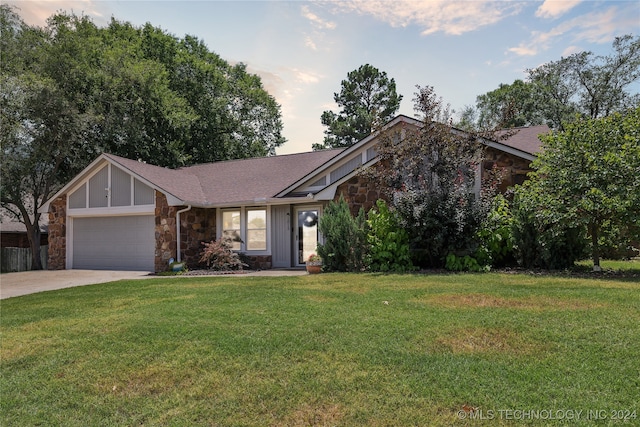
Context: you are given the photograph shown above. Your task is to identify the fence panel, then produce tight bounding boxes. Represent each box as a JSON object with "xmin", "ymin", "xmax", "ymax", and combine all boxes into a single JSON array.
[{"xmin": 1, "ymin": 246, "xmax": 48, "ymax": 272}]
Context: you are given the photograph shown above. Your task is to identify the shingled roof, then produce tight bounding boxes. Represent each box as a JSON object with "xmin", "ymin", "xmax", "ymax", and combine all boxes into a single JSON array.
[
  {"xmin": 104, "ymin": 149, "xmax": 343, "ymax": 206},
  {"xmin": 495, "ymin": 124, "xmax": 549, "ymax": 155}
]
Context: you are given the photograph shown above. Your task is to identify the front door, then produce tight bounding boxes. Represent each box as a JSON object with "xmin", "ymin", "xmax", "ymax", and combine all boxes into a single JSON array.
[{"xmin": 295, "ymin": 207, "xmax": 319, "ymax": 266}]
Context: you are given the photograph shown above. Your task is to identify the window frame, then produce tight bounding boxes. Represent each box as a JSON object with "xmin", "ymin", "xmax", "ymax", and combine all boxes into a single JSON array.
[{"xmin": 218, "ymin": 206, "xmax": 269, "ymax": 254}]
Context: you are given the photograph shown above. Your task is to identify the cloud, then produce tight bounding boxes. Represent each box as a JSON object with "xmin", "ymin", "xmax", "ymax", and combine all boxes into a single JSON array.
[
  {"xmin": 5, "ymin": 0, "xmax": 106, "ymax": 26},
  {"xmin": 301, "ymin": 5, "xmax": 336, "ymax": 30},
  {"xmin": 535, "ymin": 0, "xmax": 582, "ymax": 19},
  {"xmin": 508, "ymin": 5, "xmax": 635, "ymax": 57},
  {"xmin": 323, "ymin": 0, "xmax": 524, "ymax": 36},
  {"xmin": 304, "ymin": 36, "xmax": 318, "ymax": 51}
]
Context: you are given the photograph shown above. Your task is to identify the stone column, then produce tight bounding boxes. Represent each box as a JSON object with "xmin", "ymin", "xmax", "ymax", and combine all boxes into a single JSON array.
[{"xmin": 47, "ymin": 195, "xmax": 67, "ymax": 270}]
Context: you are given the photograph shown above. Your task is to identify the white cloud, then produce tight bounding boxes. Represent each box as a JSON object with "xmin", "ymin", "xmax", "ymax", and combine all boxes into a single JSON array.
[
  {"xmin": 535, "ymin": 0, "xmax": 582, "ymax": 19},
  {"xmin": 291, "ymin": 68, "xmax": 322, "ymax": 85},
  {"xmin": 304, "ymin": 36, "xmax": 317, "ymax": 51},
  {"xmin": 323, "ymin": 0, "xmax": 524, "ymax": 36},
  {"xmin": 5, "ymin": 0, "xmax": 106, "ymax": 26},
  {"xmin": 508, "ymin": 5, "xmax": 635, "ymax": 57},
  {"xmin": 301, "ymin": 5, "xmax": 336, "ymax": 30}
]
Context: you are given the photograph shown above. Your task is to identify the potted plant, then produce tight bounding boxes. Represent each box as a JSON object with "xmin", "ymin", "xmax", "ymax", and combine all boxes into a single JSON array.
[{"xmin": 306, "ymin": 253, "xmax": 323, "ymax": 274}]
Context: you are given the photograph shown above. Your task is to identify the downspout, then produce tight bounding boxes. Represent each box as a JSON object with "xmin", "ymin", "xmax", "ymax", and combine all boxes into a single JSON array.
[{"xmin": 176, "ymin": 205, "xmax": 192, "ymax": 263}]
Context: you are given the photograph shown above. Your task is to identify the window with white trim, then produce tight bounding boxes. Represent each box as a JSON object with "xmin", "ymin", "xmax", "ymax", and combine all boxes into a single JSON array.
[
  {"xmin": 222, "ymin": 210, "xmax": 241, "ymax": 250},
  {"xmin": 247, "ymin": 209, "xmax": 267, "ymax": 250}
]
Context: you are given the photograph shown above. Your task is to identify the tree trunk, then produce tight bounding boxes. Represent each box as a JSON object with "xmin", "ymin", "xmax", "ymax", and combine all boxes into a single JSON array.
[
  {"xmin": 591, "ymin": 222, "xmax": 601, "ymax": 272},
  {"xmin": 26, "ymin": 220, "xmax": 43, "ymax": 271}
]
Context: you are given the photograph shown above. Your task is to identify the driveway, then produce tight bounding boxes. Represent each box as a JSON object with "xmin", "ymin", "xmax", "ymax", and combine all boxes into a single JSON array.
[
  {"xmin": 0, "ymin": 268, "xmax": 308, "ymax": 299},
  {"xmin": 0, "ymin": 270, "xmax": 153, "ymax": 299}
]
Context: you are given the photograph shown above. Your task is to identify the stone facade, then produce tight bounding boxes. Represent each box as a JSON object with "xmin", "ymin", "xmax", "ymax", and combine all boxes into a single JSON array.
[
  {"xmin": 154, "ymin": 193, "xmax": 180, "ymax": 272},
  {"xmin": 47, "ymin": 195, "xmax": 67, "ymax": 270},
  {"xmin": 180, "ymin": 207, "xmax": 217, "ymax": 268},
  {"xmin": 484, "ymin": 147, "xmax": 534, "ymax": 193},
  {"xmin": 334, "ymin": 175, "xmax": 388, "ymax": 216}
]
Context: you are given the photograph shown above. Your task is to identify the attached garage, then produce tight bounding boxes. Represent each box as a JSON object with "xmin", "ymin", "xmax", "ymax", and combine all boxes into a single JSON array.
[{"xmin": 72, "ymin": 216, "xmax": 155, "ymax": 271}]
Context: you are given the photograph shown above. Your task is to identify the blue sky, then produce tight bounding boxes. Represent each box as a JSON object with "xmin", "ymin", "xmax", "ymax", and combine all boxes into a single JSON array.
[{"xmin": 9, "ymin": 0, "xmax": 640, "ymax": 154}]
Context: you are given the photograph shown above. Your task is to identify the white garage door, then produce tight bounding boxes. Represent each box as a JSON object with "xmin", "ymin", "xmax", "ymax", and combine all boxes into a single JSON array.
[{"xmin": 72, "ymin": 216, "xmax": 155, "ymax": 271}]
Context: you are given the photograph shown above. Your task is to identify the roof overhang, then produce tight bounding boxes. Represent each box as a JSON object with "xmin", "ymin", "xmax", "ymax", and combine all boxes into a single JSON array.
[{"xmin": 38, "ymin": 154, "xmax": 185, "ymax": 213}]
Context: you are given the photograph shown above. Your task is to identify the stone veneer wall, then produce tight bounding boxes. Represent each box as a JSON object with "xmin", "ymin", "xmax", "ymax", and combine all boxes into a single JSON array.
[
  {"xmin": 484, "ymin": 148, "xmax": 534, "ymax": 192},
  {"xmin": 180, "ymin": 207, "xmax": 217, "ymax": 268},
  {"xmin": 334, "ymin": 175, "xmax": 388, "ymax": 216},
  {"xmin": 47, "ymin": 195, "xmax": 67, "ymax": 270},
  {"xmin": 155, "ymin": 192, "xmax": 180, "ymax": 272}
]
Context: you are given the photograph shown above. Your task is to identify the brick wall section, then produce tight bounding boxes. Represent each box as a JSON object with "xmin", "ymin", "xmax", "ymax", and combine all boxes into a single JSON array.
[
  {"xmin": 154, "ymin": 192, "xmax": 179, "ymax": 272},
  {"xmin": 47, "ymin": 195, "xmax": 67, "ymax": 270},
  {"xmin": 180, "ymin": 207, "xmax": 217, "ymax": 268},
  {"xmin": 484, "ymin": 148, "xmax": 534, "ymax": 192},
  {"xmin": 334, "ymin": 175, "xmax": 388, "ymax": 216}
]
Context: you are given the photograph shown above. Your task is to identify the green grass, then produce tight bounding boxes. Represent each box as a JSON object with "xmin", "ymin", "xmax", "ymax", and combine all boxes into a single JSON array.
[{"xmin": 2, "ymin": 270, "xmax": 639, "ymax": 426}]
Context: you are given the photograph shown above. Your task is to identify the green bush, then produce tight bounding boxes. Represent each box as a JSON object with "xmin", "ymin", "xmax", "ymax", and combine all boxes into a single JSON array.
[
  {"xmin": 366, "ymin": 200, "xmax": 413, "ymax": 272},
  {"xmin": 474, "ymin": 193, "xmax": 515, "ymax": 268},
  {"xmin": 511, "ymin": 182, "xmax": 588, "ymax": 269},
  {"xmin": 317, "ymin": 196, "xmax": 368, "ymax": 272}
]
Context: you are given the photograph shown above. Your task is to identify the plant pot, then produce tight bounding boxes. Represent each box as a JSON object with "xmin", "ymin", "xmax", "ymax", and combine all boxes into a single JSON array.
[
  {"xmin": 306, "ymin": 264, "xmax": 322, "ymax": 274},
  {"xmin": 171, "ymin": 263, "xmax": 185, "ymax": 272}
]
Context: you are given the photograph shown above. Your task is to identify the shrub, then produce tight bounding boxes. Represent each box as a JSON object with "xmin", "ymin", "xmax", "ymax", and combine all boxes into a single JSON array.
[
  {"xmin": 366, "ymin": 199, "xmax": 413, "ymax": 272},
  {"xmin": 511, "ymin": 182, "xmax": 588, "ymax": 269},
  {"xmin": 474, "ymin": 193, "xmax": 516, "ymax": 268},
  {"xmin": 199, "ymin": 237, "xmax": 247, "ymax": 271},
  {"xmin": 317, "ymin": 196, "xmax": 368, "ymax": 272}
]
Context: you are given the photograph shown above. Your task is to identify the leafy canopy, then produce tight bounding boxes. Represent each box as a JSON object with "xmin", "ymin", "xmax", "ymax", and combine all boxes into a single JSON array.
[
  {"xmin": 0, "ymin": 6, "xmax": 285, "ymax": 269},
  {"xmin": 315, "ymin": 64, "xmax": 402, "ymax": 150},
  {"xmin": 525, "ymin": 107, "xmax": 640, "ymax": 269}
]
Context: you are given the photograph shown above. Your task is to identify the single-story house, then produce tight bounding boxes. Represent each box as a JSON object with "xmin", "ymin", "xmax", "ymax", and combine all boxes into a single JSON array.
[
  {"xmin": 40, "ymin": 115, "xmax": 548, "ymax": 272},
  {"xmin": 0, "ymin": 214, "xmax": 48, "ymax": 249}
]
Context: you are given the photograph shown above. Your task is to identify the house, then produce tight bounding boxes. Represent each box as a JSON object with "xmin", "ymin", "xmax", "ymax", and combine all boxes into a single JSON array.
[
  {"xmin": 1, "ymin": 211, "xmax": 49, "ymax": 272},
  {"xmin": 0, "ymin": 214, "xmax": 48, "ymax": 249},
  {"xmin": 40, "ymin": 115, "xmax": 548, "ymax": 272}
]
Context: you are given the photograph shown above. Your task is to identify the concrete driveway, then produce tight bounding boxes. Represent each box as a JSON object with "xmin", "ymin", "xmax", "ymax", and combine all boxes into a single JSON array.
[
  {"xmin": 0, "ymin": 268, "xmax": 308, "ymax": 299},
  {"xmin": 0, "ymin": 270, "xmax": 153, "ymax": 299}
]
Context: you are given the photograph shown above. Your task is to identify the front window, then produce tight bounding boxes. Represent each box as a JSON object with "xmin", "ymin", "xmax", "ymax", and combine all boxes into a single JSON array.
[
  {"xmin": 247, "ymin": 209, "xmax": 267, "ymax": 250},
  {"xmin": 222, "ymin": 210, "xmax": 241, "ymax": 250}
]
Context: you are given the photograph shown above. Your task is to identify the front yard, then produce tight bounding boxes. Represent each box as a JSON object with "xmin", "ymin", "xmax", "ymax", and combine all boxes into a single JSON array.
[{"xmin": 2, "ymin": 265, "xmax": 639, "ymax": 426}]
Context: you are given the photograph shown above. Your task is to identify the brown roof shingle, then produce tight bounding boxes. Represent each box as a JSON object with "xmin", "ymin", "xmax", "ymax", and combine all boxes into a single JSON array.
[{"xmin": 104, "ymin": 150, "xmax": 342, "ymax": 206}]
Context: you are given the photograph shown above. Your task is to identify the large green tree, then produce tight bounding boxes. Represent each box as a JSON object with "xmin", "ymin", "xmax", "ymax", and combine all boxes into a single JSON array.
[
  {"xmin": 522, "ymin": 107, "xmax": 640, "ymax": 270},
  {"xmin": 0, "ymin": 6, "xmax": 285, "ymax": 269},
  {"xmin": 468, "ymin": 35, "xmax": 639, "ymax": 130},
  {"xmin": 314, "ymin": 64, "xmax": 402, "ymax": 150}
]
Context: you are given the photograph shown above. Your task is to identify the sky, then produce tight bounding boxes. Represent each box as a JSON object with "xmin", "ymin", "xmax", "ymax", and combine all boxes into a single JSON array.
[{"xmin": 7, "ymin": 0, "xmax": 640, "ymax": 155}]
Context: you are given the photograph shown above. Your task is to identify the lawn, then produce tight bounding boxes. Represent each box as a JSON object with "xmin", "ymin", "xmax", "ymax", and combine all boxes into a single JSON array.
[{"xmin": 2, "ymin": 267, "xmax": 639, "ymax": 426}]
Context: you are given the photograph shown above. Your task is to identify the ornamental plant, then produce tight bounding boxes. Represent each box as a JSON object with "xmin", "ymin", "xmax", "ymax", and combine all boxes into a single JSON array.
[
  {"xmin": 317, "ymin": 196, "xmax": 368, "ymax": 272},
  {"xmin": 199, "ymin": 237, "xmax": 247, "ymax": 271},
  {"xmin": 307, "ymin": 253, "xmax": 322, "ymax": 265}
]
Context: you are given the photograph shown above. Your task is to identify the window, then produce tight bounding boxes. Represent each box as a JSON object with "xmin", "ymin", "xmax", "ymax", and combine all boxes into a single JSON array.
[
  {"xmin": 222, "ymin": 210, "xmax": 241, "ymax": 250},
  {"xmin": 220, "ymin": 208, "xmax": 268, "ymax": 252},
  {"xmin": 247, "ymin": 209, "xmax": 267, "ymax": 250}
]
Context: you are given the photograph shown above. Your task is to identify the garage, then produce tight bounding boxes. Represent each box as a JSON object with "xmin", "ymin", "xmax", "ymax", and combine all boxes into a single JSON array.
[{"xmin": 72, "ymin": 216, "xmax": 155, "ymax": 271}]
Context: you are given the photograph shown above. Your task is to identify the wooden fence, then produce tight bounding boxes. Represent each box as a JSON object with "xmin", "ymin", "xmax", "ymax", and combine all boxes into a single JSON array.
[{"xmin": 1, "ymin": 246, "xmax": 48, "ymax": 272}]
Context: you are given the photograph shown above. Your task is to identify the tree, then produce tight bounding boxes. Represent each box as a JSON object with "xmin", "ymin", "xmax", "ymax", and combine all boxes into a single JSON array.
[
  {"xmin": 0, "ymin": 6, "xmax": 286, "ymax": 269},
  {"xmin": 314, "ymin": 64, "xmax": 402, "ymax": 150},
  {"xmin": 474, "ymin": 79, "xmax": 543, "ymax": 129},
  {"xmin": 468, "ymin": 35, "xmax": 640, "ymax": 130},
  {"xmin": 529, "ymin": 35, "xmax": 640, "ymax": 130},
  {"xmin": 523, "ymin": 108, "xmax": 640, "ymax": 270},
  {"xmin": 366, "ymin": 86, "xmax": 493, "ymax": 268}
]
